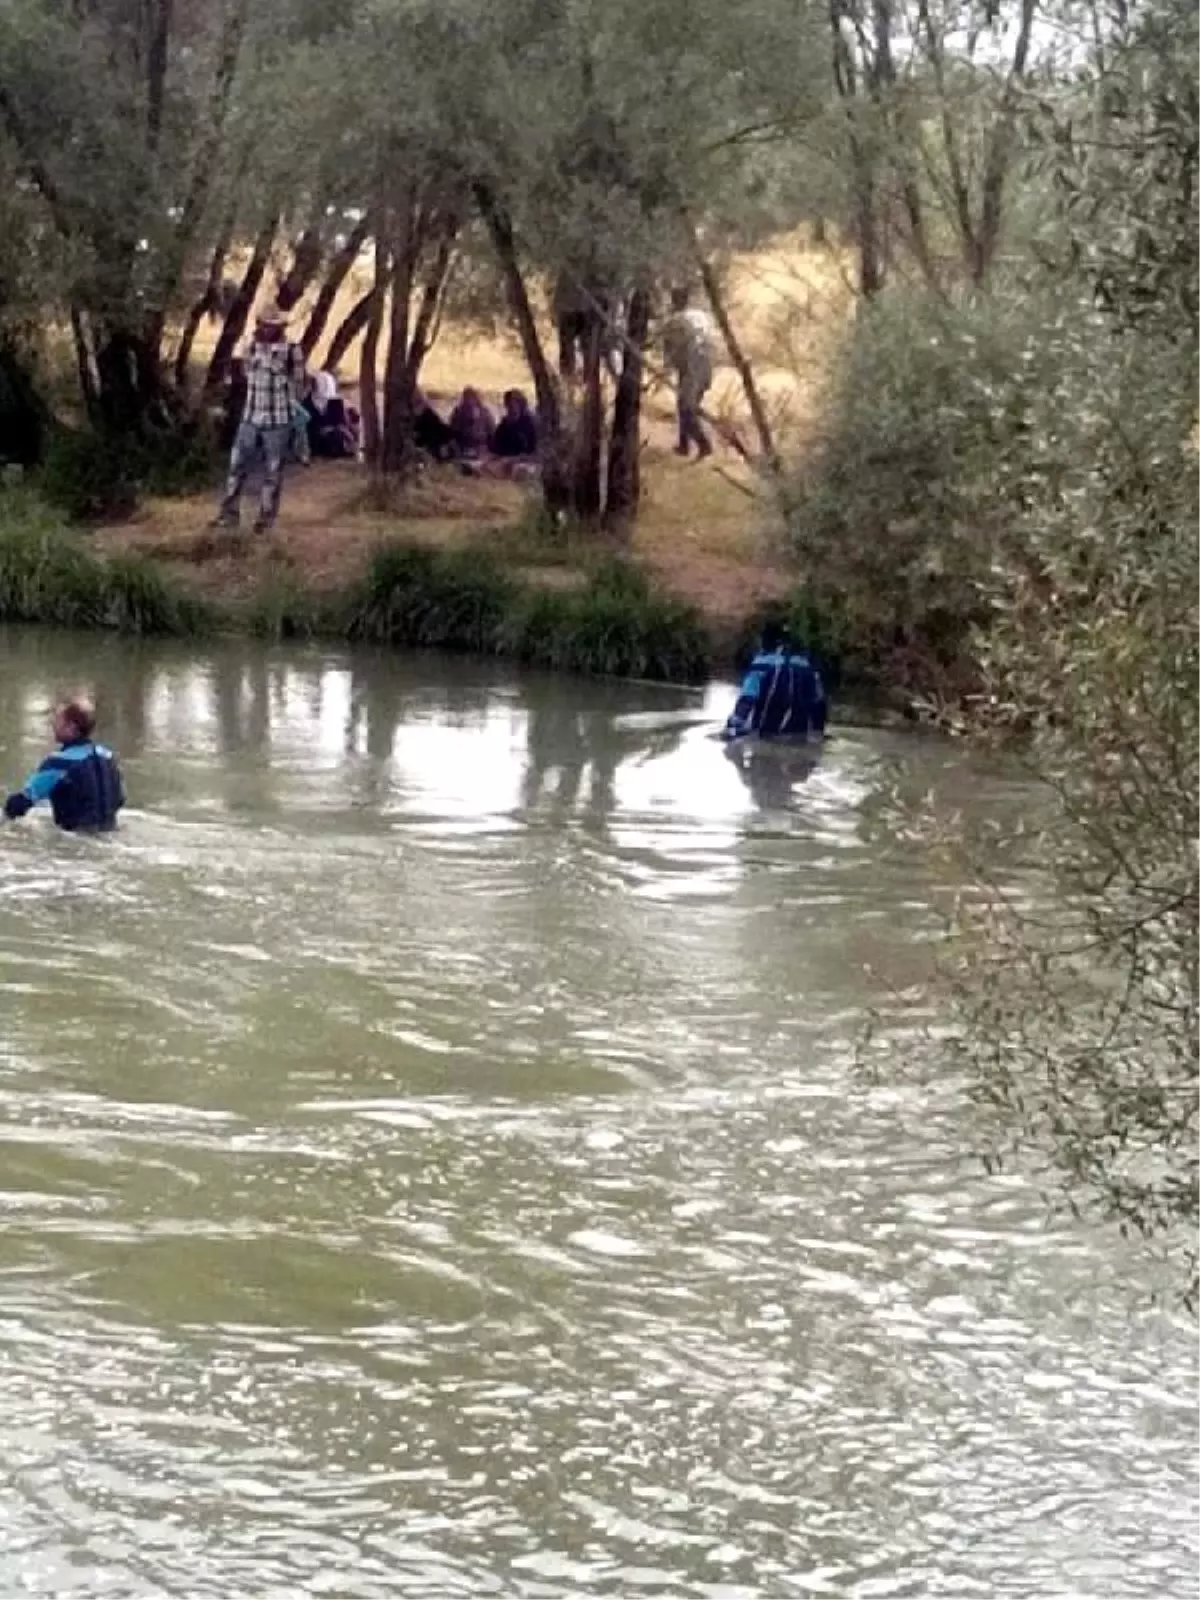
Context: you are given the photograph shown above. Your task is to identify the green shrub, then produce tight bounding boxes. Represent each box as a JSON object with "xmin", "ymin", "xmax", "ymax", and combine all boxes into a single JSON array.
[
  {"xmin": 504, "ymin": 559, "xmax": 710, "ymax": 683},
  {"xmin": 345, "ymin": 542, "xmax": 519, "ymax": 652},
  {"xmin": 40, "ymin": 428, "xmax": 140, "ymax": 521},
  {"xmin": 39, "ymin": 420, "xmax": 221, "ymax": 522},
  {"xmin": 0, "ymin": 490, "xmax": 211, "ymax": 634},
  {"xmin": 782, "ymin": 287, "xmax": 1038, "ymax": 692},
  {"xmin": 137, "ymin": 419, "xmax": 222, "ymax": 499}
]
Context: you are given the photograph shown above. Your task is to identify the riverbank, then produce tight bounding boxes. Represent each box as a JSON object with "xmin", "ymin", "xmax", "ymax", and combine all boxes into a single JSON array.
[
  {"xmin": 0, "ymin": 481, "xmax": 819, "ymax": 686},
  {"xmin": 87, "ymin": 450, "xmax": 795, "ymax": 641}
]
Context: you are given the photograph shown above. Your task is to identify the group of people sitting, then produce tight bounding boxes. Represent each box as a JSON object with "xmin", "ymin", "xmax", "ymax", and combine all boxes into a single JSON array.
[
  {"xmin": 412, "ymin": 386, "xmax": 539, "ymax": 474},
  {"xmin": 220, "ymin": 366, "xmax": 538, "ymax": 476}
]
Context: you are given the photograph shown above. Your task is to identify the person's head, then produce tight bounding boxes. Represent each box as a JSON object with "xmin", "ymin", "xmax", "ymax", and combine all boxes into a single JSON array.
[
  {"xmin": 502, "ymin": 388, "xmax": 529, "ymax": 420},
  {"xmin": 255, "ymin": 301, "xmax": 289, "ymax": 344},
  {"xmin": 669, "ymin": 286, "xmax": 690, "ymax": 313},
  {"xmin": 760, "ymin": 620, "xmax": 791, "ymax": 656},
  {"xmin": 53, "ymin": 696, "xmax": 96, "ymax": 746},
  {"xmin": 460, "ymin": 386, "xmax": 482, "ymax": 412}
]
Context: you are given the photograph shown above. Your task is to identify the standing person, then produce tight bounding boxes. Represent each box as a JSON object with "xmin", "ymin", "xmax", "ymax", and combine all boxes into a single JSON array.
[
  {"xmin": 662, "ymin": 286, "xmax": 716, "ymax": 459},
  {"xmin": 3, "ymin": 697, "xmax": 125, "ymax": 832},
  {"xmin": 212, "ymin": 302, "xmax": 306, "ymax": 534}
]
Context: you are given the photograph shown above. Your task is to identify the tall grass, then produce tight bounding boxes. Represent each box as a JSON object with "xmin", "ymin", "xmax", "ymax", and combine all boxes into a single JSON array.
[
  {"xmin": 345, "ymin": 543, "xmax": 520, "ymax": 653},
  {"xmin": 504, "ymin": 560, "xmax": 710, "ymax": 683},
  {"xmin": 345, "ymin": 541, "xmax": 711, "ymax": 683},
  {"xmin": 0, "ymin": 488, "xmax": 212, "ymax": 635},
  {"xmin": 246, "ymin": 574, "xmax": 337, "ymax": 642}
]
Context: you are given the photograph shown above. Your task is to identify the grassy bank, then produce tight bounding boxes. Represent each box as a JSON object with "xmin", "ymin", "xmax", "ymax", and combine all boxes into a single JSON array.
[
  {"xmin": 252, "ymin": 541, "xmax": 713, "ymax": 683},
  {"xmin": 0, "ymin": 492, "xmax": 731, "ymax": 683},
  {"xmin": 0, "ymin": 489, "xmax": 864, "ymax": 691},
  {"xmin": 0, "ymin": 492, "xmax": 213, "ymax": 636}
]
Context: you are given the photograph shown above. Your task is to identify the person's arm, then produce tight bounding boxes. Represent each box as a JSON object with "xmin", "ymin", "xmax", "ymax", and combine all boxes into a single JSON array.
[
  {"xmin": 722, "ymin": 667, "xmax": 766, "ymax": 740},
  {"xmin": 288, "ymin": 343, "xmax": 307, "ymax": 405},
  {"xmin": 3, "ymin": 758, "xmax": 66, "ymax": 820}
]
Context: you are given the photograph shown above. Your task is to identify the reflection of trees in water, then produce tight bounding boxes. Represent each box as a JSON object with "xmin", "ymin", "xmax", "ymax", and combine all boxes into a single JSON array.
[
  {"xmin": 723, "ymin": 740, "xmax": 822, "ymax": 811},
  {"xmin": 344, "ymin": 660, "xmax": 408, "ymax": 811},
  {"xmin": 208, "ymin": 649, "xmax": 273, "ymax": 757},
  {"xmin": 522, "ymin": 689, "xmax": 694, "ymax": 827}
]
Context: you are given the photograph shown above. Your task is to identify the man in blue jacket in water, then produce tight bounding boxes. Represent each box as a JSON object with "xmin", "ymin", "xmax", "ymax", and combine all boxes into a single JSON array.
[
  {"xmin": 3, "ymin": 698, "xmax": 125, "ymax": 832},
  {"xmin": 722, "ymin": 623, "xmax": 828, "ymax": 741}
]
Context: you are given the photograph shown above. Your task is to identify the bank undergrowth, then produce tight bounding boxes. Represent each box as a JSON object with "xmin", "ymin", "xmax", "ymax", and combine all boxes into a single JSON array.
[
  {"xmin": 0, "ymin": 490, "xmax": 212, "ymax": 635},
  {"xmin": 0, "ymin": 491, "xmax": 736, "ymax": 683},
  {"xmin": 343, "ymin": 544, "xmax": 711, "ymax": 683}
]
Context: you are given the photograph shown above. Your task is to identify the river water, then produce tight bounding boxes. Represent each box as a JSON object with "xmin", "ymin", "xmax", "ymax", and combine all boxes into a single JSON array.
[{"xmin": 0, "ymin": 626, "xmax": 1193, "ymax": 1599}]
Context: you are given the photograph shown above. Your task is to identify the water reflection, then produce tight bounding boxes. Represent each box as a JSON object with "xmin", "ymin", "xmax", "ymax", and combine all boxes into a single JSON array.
[{"xmin": 723, "ymin": 738, "xmax": 823, "ymax": 811}]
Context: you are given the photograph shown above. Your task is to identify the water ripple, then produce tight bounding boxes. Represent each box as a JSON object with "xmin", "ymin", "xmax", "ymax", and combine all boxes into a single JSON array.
[{"xmin": 0, "ymin": 637, "xmax": 1193, "ymax": 1598}]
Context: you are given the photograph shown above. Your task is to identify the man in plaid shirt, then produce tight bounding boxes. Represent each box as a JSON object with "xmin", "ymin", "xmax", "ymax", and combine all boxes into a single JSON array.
[{"xmin": 213, "ymin": 302, "xmax": 306, "ymax": 534}]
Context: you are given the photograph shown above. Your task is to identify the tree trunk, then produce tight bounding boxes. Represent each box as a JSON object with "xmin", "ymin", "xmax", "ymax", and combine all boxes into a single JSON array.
[
  {"xmin": 359, "ymin": 241, "xmax": 387, "ymax": 467},
  {"xmin": 829, "ymin": 0, "xmax": 886, "ymax": 298},
  {"xmin": 972, "ymin": 0, "xmax": 1037, "ymax": 284},
  {"xmin": 157, "ymin": 0, "xmax": 248, "ymax": 318},
  {"xmin": 473, "ymin": 181, "xmax": 570, "ymax": 514},
  {"xmin": 300, "ymin": 215, "xmax": 371, "ymax": 359},
  {"xmin": 144, "ymin": 0, "xmax": 172, "ymax": 154},
  {"xmin": 380, "ymin": 218, "xmax": 417, "ymax": 478},
  {"xmin": 571, "ymin": 317, "xmax": 604, "ymax": 520},
  {"xmin": 602, "ymin": 286, "xmax": 650, "ymax": 532},
  {"xmin": 690, "ymin": 234, "xmax": 780, "ymax": 472},
  {"xmin": 70, "ymin": 306, "xmax": 99, "ymax": 423},
  {"xmin": 174, "ymin": 213, "xmax": 236, "ymax": 390},
  {"xmin": 276, "ymin": 226, "xmax": 324, "ymax": 311},
  {"xmin": 204, "ymin": 213, "xmax": 278, "ymax": 392},
  {"xmin": 404, "ymin": 222, "xmax": 458, "ymax": 386},
  {"xmin": 325, "ymin": 288, "xmax": 377, "ymax": 372},
  {"xmin": 94, "ymin": 328, "xmax": 169, "ymax": 435}
]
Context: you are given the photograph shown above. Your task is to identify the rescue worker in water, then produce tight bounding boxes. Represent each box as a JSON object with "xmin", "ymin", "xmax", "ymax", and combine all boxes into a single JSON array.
[
  {"xmin": 722, "ymin": 622, "xmax": 828, "ymax": 741},
  {"xmin": 3, "ymin": 697, "xmax": 125, "ymax": 832}
]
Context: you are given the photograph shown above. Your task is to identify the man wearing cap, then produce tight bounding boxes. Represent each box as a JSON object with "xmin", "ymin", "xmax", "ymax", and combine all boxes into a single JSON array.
[{"xmin": 212, "ymin": 301, "xmax": 306, "ymax": 534}]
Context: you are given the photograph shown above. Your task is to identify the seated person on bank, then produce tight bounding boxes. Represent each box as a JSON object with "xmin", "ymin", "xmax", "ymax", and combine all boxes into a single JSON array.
[
  {"xmin": 722, "ymin": 623, "xmax": 828, "ymax": 741},
  {"xmin": 3, "ymin": 697, "xmax": 125, "ymax": 832},
  {"xmin": 448, "ymin": 386, "xmax": 495, "ymax": 460},
  {"xmin": 491, "ymin": 389, "xmax": 538, "ymax": 461},
  {"xmin": 412, "ymin": 388, "xmax": 456, "ymax": 460},
  {"xmin": 303, "ymin": 369, "xmax": 359, "ymax": 459}
]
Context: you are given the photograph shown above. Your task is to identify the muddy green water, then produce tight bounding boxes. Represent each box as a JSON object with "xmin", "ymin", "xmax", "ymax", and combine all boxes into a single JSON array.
[{"xmin": 0, "ymin": 627, "xmax": 1193, "ymax": 1599}]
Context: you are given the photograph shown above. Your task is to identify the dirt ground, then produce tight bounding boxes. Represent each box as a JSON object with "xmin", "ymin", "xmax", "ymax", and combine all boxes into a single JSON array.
[{"xmin": 92, "ymin": 232, "xmax": 851, "ymax": 631}]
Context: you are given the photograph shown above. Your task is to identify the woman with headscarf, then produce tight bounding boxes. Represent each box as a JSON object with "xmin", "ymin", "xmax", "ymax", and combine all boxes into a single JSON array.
[
  {"xmin": 491, "ymin": 389, "xmax": 538, "ymax": 460},
  {"xmin": 448, "ymin": 387, "xmax": 495, "ymax": 459},
  {"xmin": 411, "ymin": 388, "xmax": 456, "ymax": 460}
]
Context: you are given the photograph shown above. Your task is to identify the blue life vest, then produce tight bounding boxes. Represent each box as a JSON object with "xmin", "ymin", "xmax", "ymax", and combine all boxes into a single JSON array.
[
  {"xmin": 723, "ymin": 650, "xmax": 828, "ymax": 741},
  {"xmin": 4, "ymin": 740, "xmax": 125, "ymax": 831}
]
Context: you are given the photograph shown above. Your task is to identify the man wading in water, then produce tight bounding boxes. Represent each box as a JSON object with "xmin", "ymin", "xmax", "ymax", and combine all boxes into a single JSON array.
[
  {"xmin": 3, "ymin": 698, "xmax": 125, "ymax": 832},
  {"xmin": 212, "ymin": 301, "xmax": 306, "ymax": 535}
]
